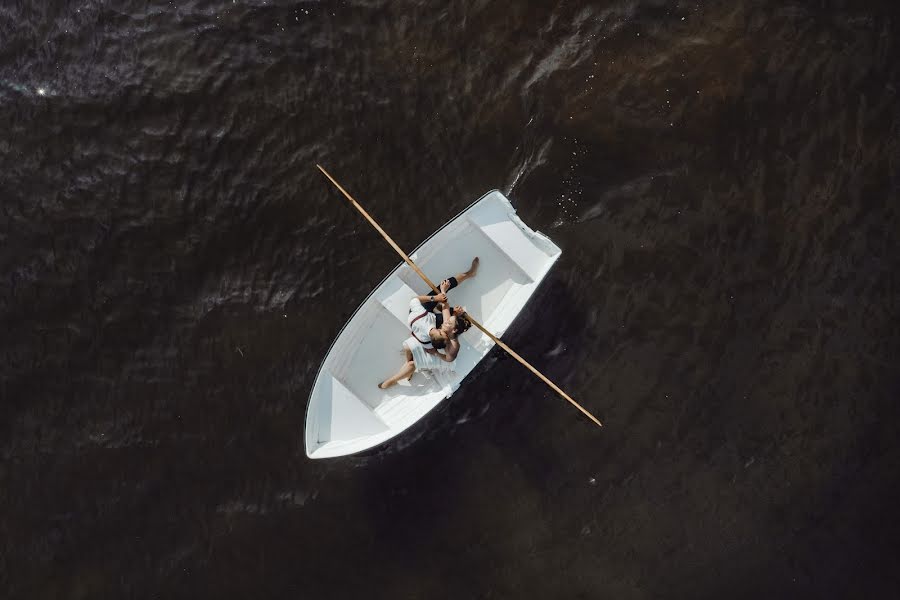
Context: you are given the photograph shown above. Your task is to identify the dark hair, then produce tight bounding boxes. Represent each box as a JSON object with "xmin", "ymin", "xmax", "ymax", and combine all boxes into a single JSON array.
[
  {"xmin": 455, "ymin": 316, "xmax": 472, "ymax": 335},
  {"xmin": 432, "ymin": 339, "xmax": 446, "ymax": 350}
]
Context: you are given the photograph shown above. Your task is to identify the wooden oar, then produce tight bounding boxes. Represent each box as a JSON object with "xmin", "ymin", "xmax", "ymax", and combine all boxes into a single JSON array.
[{"xmin": 316, "ymin": 164, "xmax": 603, "ymax": 428}]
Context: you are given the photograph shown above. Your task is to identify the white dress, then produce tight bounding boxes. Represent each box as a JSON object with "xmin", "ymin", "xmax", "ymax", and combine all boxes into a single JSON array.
[{"xmin": 403, "ymin": 298, "xmax": 455, "ymax": 374}]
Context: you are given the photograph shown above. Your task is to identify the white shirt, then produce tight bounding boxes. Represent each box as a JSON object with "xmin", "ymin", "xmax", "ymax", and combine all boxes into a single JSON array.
[{"xmin": 407, "ymin": 298, "xmax": 436, "ymax": 349}]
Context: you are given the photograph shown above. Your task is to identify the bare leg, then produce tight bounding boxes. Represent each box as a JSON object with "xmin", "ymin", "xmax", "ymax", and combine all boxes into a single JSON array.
[
  {"xmin": 402, "ymin": 348, "xmax": 414, "ymax": 381},
  {"xmin": 446, "ymin": 256, "xmax": 479, "ymax": 288},
  {"xmin": 379, "ymin": 361, "xmax": 415, "ymax": 389}
]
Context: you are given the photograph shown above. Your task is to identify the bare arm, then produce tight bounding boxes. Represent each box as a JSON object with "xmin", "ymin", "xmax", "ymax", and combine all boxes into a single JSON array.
[
  {"xmin": 416, "ymin": 292, "xmax": 447, "ymax": 304},
  {"xmin": 424, "ymin": 347, "xmax": 455, "ymax": 362}
]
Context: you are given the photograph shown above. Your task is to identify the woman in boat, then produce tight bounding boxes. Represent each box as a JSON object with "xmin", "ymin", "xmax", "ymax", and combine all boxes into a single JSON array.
[{"xmin": 378, "ymin": 258, "xmax": 478, "ymax": 389}]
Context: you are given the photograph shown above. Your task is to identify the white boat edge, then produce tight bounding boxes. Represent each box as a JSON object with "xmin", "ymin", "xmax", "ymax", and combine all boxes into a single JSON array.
[{"xmin": 304, "ymin": 189, "xmax": 562, "ymax": 459}]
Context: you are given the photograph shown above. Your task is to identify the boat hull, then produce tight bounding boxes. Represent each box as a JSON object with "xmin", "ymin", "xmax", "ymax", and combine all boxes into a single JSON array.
[{"xmin": 304, "ymin": 190, "xmax": 562, "ymax": 458}]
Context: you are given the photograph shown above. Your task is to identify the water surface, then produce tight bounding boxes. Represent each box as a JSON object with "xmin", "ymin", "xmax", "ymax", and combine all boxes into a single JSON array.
[{"xmin": 2, "ymin": 1, "xmax": 899, "ymax": 598}]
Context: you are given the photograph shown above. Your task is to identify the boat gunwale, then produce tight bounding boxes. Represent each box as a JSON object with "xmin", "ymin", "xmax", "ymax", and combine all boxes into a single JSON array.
[{"xmin": 304, "ymin": 189, "xmax": 502, "ymax": 453}]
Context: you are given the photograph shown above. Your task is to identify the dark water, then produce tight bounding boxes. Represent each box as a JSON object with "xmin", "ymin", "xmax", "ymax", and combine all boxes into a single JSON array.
[{"xmin": 3, "ymin": 0, "xmax": 900, "ymax": 597}]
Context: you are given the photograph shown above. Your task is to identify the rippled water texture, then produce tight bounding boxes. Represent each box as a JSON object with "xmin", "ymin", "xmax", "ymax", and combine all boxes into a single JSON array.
[{"xmin": 2, "ymin": 1, "xmax": 899, "ymax": 597}]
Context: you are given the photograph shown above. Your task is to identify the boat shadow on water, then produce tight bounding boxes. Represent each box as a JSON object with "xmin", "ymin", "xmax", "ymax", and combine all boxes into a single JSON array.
[{"xmin": 352, "ymin": 277, "xmax": 596, "ymax": 515}]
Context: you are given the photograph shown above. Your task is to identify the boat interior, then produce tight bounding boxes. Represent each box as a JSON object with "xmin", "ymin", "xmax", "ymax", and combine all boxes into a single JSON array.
[{"xmin": 306, "ymin": 192, "xmax": 561, "ymax": 458}]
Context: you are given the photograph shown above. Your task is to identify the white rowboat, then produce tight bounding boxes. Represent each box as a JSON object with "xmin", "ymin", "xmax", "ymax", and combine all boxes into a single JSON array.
[{"xmin": 304, "ymin": 190, "xmax": 562, "ymax": 459}]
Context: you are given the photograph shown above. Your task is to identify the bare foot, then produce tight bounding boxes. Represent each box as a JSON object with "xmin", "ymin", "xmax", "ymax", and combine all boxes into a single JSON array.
[
  {"xmin": 466, "ymin": 257, "xmax": 479, "ymax": 277},
  {"xmin": 378, "ymin": 381, "xmax": 391, "ymax": 390}
]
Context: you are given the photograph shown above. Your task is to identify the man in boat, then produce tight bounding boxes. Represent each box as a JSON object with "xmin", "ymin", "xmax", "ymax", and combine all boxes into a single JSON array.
[
  {"xmin": 420, "ymin": 269, "xmax": 476, "ymax": 347},
  {"xmin": 378, "ymin": 258, "xmax": 478, "ymax": 389}
]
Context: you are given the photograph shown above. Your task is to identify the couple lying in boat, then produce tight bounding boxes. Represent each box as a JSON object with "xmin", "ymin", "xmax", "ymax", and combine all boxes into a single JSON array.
[{"xmin": 377, "ymin": 257, "xmax": 479, "ymax": 389}]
